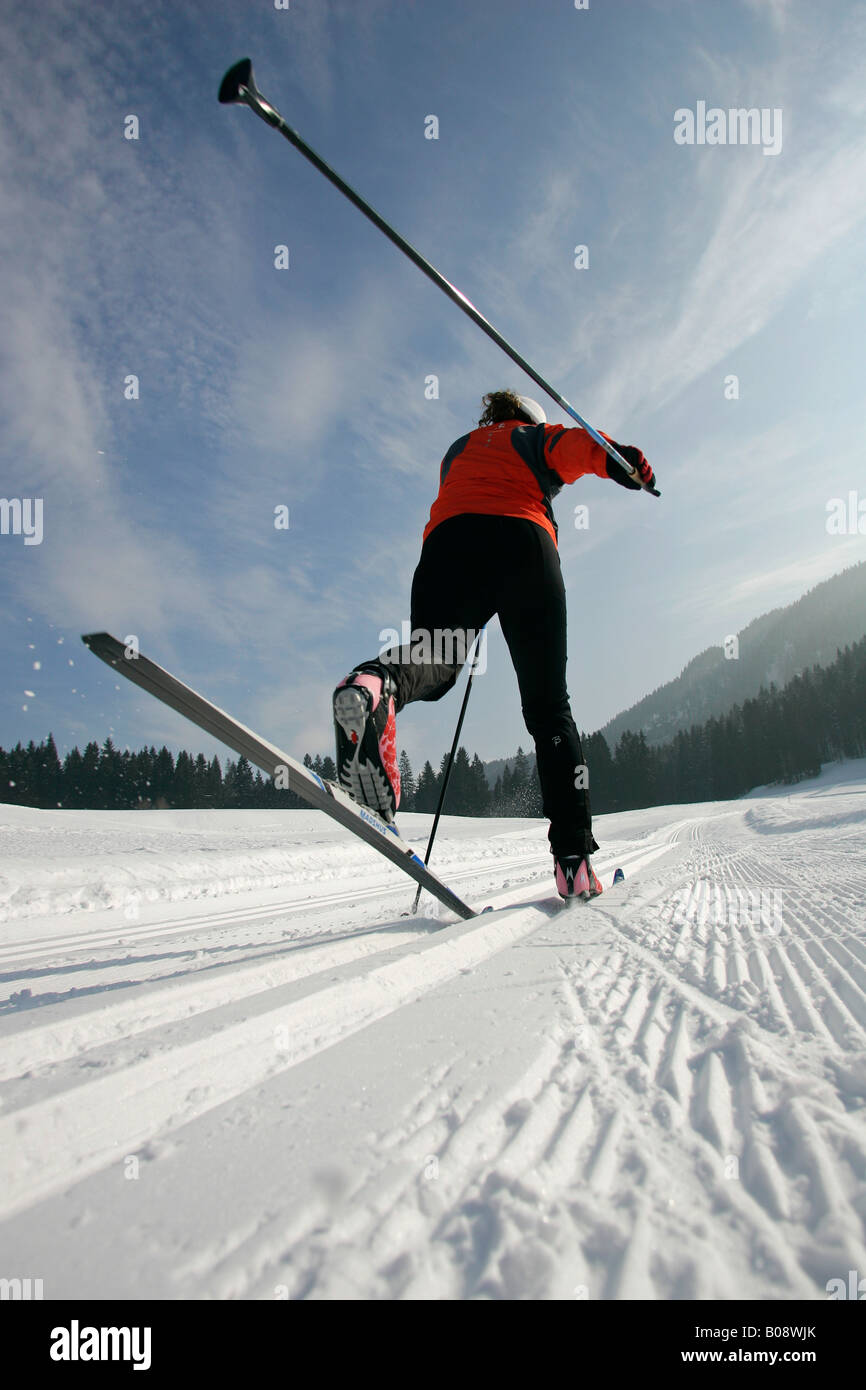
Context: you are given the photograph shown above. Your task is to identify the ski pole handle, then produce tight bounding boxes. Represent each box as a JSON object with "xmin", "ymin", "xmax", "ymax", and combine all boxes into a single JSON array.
[{"xmin": 570, "ymin": 421, "xmax": 661, "ymax": 497}]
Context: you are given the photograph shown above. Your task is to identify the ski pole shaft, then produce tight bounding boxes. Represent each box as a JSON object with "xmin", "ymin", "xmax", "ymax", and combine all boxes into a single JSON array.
[
  {"xmin": 409, "ymin": 630, "xmax": 484, "ymax": 916},
  {"xmin": 219, "ymin": 59, "xmax": 660, "ymax": 497}
]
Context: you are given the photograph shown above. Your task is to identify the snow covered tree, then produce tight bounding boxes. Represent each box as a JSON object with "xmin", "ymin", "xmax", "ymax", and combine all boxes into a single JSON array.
[
  {"xmin": 398, "ymin": 750, "xmax": 416, "ymax": 810},
  {"xmin": 205, "ymin": 755, "xmax": 223, "ymax": 807},
  {"xmin": 443, "ymin": 746, "xmax": 474, "ymax": 815},
  {"xmin": 31, "ymin": 732, "xmax": 61, "ymax": 807},
  {"xmin": 469, "ymin": 753, "xmax": 490, "ymax": 815},
  {"xmin": 173, "ymin": 750, "xmax": 196, "ymax": 808},
  {"xmin": 414, "ymin": 760, "xmax": 439, "ymax": 813},
  {"xmin": 512, "ymin": 746, "xmax": 530, "ymax": 799},
  {"xmin": 224, "ymin": 754, "xmax": 255, "ymax": 808}
]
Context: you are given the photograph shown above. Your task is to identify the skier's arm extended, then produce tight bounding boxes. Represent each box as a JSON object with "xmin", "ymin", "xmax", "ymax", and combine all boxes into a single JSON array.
[{"xmin": 543, "ymin": 425, "xmax": 656, "ymax": 492}]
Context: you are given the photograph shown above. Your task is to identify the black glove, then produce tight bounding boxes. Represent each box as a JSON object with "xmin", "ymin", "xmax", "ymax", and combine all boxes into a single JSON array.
[{"xmin": 605, "ymin": 442, "xmax": 656, "ymax": 492}]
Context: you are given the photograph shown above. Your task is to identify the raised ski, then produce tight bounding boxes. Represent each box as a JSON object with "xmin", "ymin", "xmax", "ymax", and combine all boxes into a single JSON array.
[{"xmin": 81, "ymin": 633, "xmax": 476, "ymax": 921}]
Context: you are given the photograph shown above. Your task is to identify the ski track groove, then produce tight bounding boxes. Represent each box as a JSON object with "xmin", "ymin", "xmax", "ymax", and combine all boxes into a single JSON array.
[
  {"xmin": 0, "ymin": 846, "xmax": 559, "ymax": 968},
  {"xmin": 0, "ymin": 894, "xmax": 576, "ymax": 1223}
]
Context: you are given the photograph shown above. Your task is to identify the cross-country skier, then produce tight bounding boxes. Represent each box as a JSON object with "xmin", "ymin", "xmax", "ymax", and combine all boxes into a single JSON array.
[{"xmin": 332, "ymin": 389, "xmax": 656, "ymax": 900}]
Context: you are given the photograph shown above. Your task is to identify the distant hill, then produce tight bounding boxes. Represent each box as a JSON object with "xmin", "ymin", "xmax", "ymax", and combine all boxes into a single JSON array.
[
  {"xmin": 483, "ymin": 751, "xmax": 536, "ymax": 788},
  {"xmin": 600, "ymin": 561, "xmax": 866, "ymax": 749}
]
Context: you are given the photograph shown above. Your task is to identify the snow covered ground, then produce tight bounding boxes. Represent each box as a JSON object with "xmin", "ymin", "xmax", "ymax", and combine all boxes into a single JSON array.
[{"xmin": 1, "ymin": 762, "xmax": 865, "ymax": 1301}]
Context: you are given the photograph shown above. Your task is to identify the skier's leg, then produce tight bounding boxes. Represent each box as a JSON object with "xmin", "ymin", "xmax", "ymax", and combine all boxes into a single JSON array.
[
  {"xmin": 334, "ymin": 515, "xmax": 494, "ymax": 815},
  {"xmin": 342, "ymin": 515, "xmax": 496, "ymax": 710},
  {"xmin": 494, "ymin": 520, "xmax": 599, "ymax": 860},
  {"xmin": 401, "ymin": 516, "xmax": 495, "ymax": 702}
]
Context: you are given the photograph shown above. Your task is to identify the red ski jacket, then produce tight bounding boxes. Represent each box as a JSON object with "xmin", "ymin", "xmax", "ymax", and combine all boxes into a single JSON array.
[{"xmin": 422, "ymin": 418, "xmax": 609, "ymax": 547}]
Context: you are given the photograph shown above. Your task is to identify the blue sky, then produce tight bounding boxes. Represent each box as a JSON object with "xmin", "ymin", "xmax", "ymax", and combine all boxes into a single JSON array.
[{"xmin": 2, "ymin": 0, "xmax": 865, "ymax": 777}]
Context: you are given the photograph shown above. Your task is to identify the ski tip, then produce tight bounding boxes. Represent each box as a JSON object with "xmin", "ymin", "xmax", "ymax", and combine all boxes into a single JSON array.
[
  {"xmin": 81, "ymin": 632, "xmax": 125, "ymax": 667},
  {"xmin": 81, "ymin": 632, "xmax": 116, "ymax": 656},
  {"xmin": 612, "ymin": 867, "xmax": 625, "ymax": 885}
]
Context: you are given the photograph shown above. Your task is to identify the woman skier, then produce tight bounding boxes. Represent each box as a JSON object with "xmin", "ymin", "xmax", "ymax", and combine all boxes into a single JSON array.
[{"xmin": 332, "ymin": 389, "xmax": 656, "ymax": 900}]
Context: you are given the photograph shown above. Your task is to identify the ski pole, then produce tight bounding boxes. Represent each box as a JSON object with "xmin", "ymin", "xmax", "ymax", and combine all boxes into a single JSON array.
[
  {"xmin": 218, "ymin": 59, "xmax": 660, "ymax": 497},
  {"xmin": 408, "ymin": 629, "xmax": 484, "ymax": 917}
]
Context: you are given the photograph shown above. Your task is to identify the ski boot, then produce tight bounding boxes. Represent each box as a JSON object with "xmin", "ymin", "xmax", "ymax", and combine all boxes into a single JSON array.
[
  {"xmin": 333, "ymin": 665, "xmax": 400, "ymax": 821},
  {"xmin": 554, "ymin": 853, "xmax": 603, "ymax": 902}
]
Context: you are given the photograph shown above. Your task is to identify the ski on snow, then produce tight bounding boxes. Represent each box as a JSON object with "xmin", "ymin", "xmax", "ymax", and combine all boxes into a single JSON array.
[{"xmin": 81, "ymin": 632, "xmax": 476, "ymax": 921}]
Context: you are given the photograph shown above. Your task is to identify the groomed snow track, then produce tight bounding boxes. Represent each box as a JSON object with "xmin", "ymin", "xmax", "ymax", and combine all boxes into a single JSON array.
[{"xmin": 1, "ymin": 772, "xmax": 865, "ymax": 1300}]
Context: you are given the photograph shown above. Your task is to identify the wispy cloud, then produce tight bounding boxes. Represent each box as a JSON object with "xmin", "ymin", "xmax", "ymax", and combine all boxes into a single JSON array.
[
  {"xmin": 741, "ymin": 0, "xmax": 794, "ymax": 33},
  {"xmin": 725, "ymin": 544, "xmax": 865, "ymax": 607}
]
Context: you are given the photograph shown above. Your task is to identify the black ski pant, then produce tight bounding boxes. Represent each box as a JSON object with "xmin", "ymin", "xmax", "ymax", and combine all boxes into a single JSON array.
[{"xmin": 361, "ymin": 513, "xmax": 598, "ymax": 858}]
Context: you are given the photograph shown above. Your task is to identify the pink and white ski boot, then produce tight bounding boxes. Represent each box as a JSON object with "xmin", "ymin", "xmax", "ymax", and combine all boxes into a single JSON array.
[
  {"xmin": 333, "ymin": 666, "xmax": 401, "ymax": 820},
  {"xmin": 554, "ymin": 854, "xmax": 603, "ymax": 902}
]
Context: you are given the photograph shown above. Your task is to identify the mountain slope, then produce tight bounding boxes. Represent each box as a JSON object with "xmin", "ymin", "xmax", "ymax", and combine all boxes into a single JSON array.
[{"xmin": 600, "ymin": 561, "xmax": 866, "ymax": 748}]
